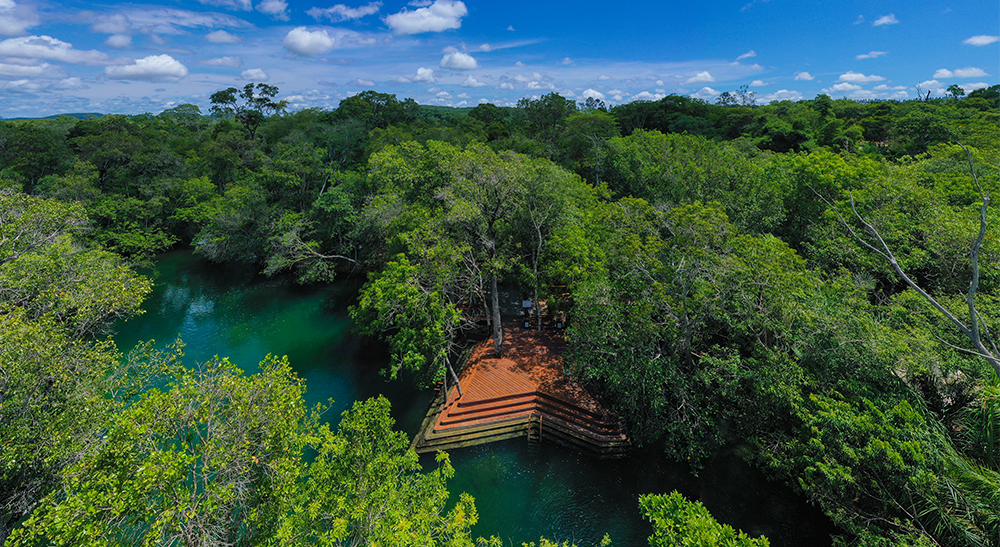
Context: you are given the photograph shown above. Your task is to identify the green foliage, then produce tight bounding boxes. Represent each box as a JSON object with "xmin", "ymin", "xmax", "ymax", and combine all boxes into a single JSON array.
[
  {"xmin": 281, "ymin": 396, "xmax": 478, "ymax": 546},
  {"xmin": 641, "ymin": 491, "xmax": 769, "ymax": 546}
]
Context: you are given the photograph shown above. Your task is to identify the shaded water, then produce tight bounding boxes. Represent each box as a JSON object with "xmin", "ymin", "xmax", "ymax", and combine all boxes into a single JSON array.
[{"xmin": 115, "ymin": 250, "xmax": 836, "ymax": 546}]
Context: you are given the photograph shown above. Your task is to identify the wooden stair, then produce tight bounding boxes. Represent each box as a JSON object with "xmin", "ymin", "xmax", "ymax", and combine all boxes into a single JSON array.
[{"xmin": 412, "ymin": 320, "xmax": 630, "ymax": 459}]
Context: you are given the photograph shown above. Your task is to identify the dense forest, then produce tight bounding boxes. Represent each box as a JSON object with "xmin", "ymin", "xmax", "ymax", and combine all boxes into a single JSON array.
[{"xmin": 2, "ymin": 83, "xmax": 999, "ymax": 546}]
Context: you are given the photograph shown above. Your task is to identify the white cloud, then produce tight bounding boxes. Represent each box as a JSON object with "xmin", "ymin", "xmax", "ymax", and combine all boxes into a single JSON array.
[
  {"xmin": 736, "ymin": 50, "xmax": 756, "ymax": 60},
  {"xmin": 507, "ymin": 25, "xmax": 514, "ymax": 31},
  {"xmin": 91, "ymin": 14, "xmax": 132, "ymax": 34},
  {"xmin": 690, "ymin": 87, "xmax": 719, "ymax": 100},
  {"xmin": 457, "ymin": 92, "xmax": 469, "ymax": 98},
  {"xmin": 498, "ymin": 82, "xmax": 513, "ymax": 90},
  {"xmin": 436, "ymin": 90, "xmax": 451, "ymax": 98},
  {"xmin": 515, "ymin": 61, "xmax": 525, "ymax": 67},
  {"xmin": 917, "ymin": 79, "xmax": 942, "ymax": 89},
  {"xmin": 283, "ymin": 27, "xmax": 335, "ymax": 56},
  {"xmin": 0, "ymin": 0, "xmax": 38, "ymax": 36},
  {"xmin": 0, "ymin": 35, "xmax": 116, "ymax": 65},
  {"xmin": 684, "ymin": 71, "xmax": 714, "ymax": 84},
  {"xmin": 794, "ymin": 71, "xmax": 813, "ymax": 81},
  {"xmin": 856, "ymin": 50, "xmax": 887, "ymax": 59},
  {"xmin": 0, "ymin": 61, "xmax": 56, "ymax": 77},
  {"xmin": 478, "ymin": 43, "xmax": 491, "ymax": 51},
  {"xmin": 749, "ymin": 79, "xmax": 768, "ymax": 86},
  {"xmin": 872, "ymin": 84, "xmax": 905, "ymax": 91},
  {"xmin": 560, "ymin": 57, "xmax": 574, "ymax": 66},
  {"xmin": 873, "ymin": 14, "xmax": 898, "ymax": 26},
  {"xmin": 241, "ymin": 68, "xmax": 269, "ymax": 81},
  {"xmin": 964, "ymin": 35, "xmax": 1000, "ymax": 46},
  {"xmin": 853, "ymin": 15, "xmax": 864, "ymax": 24},
  {"xmin": 440, "ymin": 51, "xmax": 478, "ymax": 69},
  {"xmin": 935, "ymin": 67, "xmax": 989, "ymax": 78},
  {"xmin": 384, "ymin": 0, "xmax": 467, "ymax": 35},
  {"xmin": 198, "ymin": 56, "xmax": 243, "ymax": 67},
  {"xmin": 105, "ymin": 54, "xmax": 188, "ymax": 81},
  {"xmin": 960, "ymin": 82, "xmax": 989, "ymax": 91},
  {"xmin": 196, "ymin": 0, "xmax": 252, "ymax": 10},
  {"xmin": 413, "ymin": 66, "xmax": 435, "ymax": 82},
  {"xmin": 582, "ymin": 88, "xmax": 605, "ymax": 100},
  {"xmin": 105, "ymin": 34, "xmax": 131, "ymax": 49},
  {"xmin": 838, "ymin": 71, "xmax": 884, "ymax": 83},
  {"xmin": 3, "ymin": 78, "xmax": 44, "ymax": 93},
  {"xmin": 206, "ymin": 30, "xmax": 241, "ymax": 43},
  {"xmin": 348, "ymin": 78, "xmax": 375, "ymax": 86},
  {"xmin": 655, "ymin": 79, "xmax": 664, "ymax": 86},
  {"xmin": 633, "ymin": 91, "xmax": 665, "ymax": 101},
  {"xmin": 52, "ymin": 77, "xmax": 86, "ymax": 90},
  {"xmin": 823, "ymin": 82, "xmax": 862, "ymax": 93},
  {"xmin": 460, "ymin": 75, "xmax": 487, "ymax": 87},
  {"xmin": 525, "ymin": 81, "xmax": 555, "ymax": 90},
  {"xmin": 257, "ymin": 0, "xmax": 289, "ymax": 20},
  {"xmin": 441, "ymin": 45, "xmax": 458, "ymax": 53},
  {"xmin": 308, "ymin": 2, "xmax": 382, "ymax": 21},
  {"xmin": 760, "ymin": 89, "xmax": 803, "ymax": 102}
]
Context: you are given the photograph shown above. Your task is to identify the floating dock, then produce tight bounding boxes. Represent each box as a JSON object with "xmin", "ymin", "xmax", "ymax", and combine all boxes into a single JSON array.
[{"xmin": 411, "ymin": 319, "xmax": 629, "ymax": 458}]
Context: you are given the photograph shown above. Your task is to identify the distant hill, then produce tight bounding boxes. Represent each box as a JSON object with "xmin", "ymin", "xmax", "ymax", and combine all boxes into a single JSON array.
[{"xmin": 3, "ymin": 113, "xmax": 103, "ymax": 121}]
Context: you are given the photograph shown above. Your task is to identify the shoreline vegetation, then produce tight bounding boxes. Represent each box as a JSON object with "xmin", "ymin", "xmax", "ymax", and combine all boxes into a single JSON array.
[{"xmin": 2, "ymin": 85, "xmax": 999, "ymax": 545}]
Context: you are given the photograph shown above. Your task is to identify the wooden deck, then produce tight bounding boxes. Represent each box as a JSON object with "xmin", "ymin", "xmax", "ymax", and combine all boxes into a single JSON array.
[{"xmin": 411, "ymin": 319, "xmax": 629, "ymax": 458}]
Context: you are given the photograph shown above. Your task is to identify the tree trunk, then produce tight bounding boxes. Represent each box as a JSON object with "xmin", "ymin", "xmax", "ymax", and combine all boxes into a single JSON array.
[
  {"xmin": 491, "ymin": 272, "xmax": 503, "ymax": 357},
  {"xmin": 448, "ymin": 359, "xmax": 464, "ymax": 398}
]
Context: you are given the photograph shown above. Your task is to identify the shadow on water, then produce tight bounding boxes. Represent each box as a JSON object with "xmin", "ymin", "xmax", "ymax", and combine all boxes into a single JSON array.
[{"xmin": 116, "ymin": 250, "xmax": 837, "ymax": 547}]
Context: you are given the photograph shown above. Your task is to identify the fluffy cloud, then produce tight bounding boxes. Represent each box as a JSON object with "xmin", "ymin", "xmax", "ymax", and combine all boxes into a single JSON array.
[
  {"xmin": 685, "ymin": 71, "xmax": 715, "ymax": 84},
  {"xmin": 582, "ymin": 88, "xmax": 605, "ymax": 100},
  {"xmin": 823, "ymin": 82, "xmax": 862, "ymax": 93},
  {"xmin": 794, "ymin": 71, "xmax": 813, "ymax": 81},
  {"xmin": 347, "ymin": 78, "xmax": 375, "ymax": 87},
  {"xmin": 0, "ymin": 61, "xmax": 57, "ymax": 77},
  {"xmin": 52, "ymin": 77, "xmax": 87, "ymax": 90},
  {"xmin": 198, "ymin": 56, "xmax": 243, "ymax": 67},
  {"xmin": 0, "ymin": 0, "xmax": 39, "ymax": 36},
  {"xmin": 104, "ymin": 54, "xmax": 188, "ymax": 81},
  {"xmin": 525, "ymin": 80, "xmax": 555, "ymax": 90},
  {"xmin": 560, "ymin": 57, "xmax": 574, "ymax": 66},
  {"xmin": 413, "ymin": 67, "xmax": 435, "ymax": 82},
  {"xmin": 749, "ymin": 79, "xmax": 768, "ymax": 86},
  {"xmin": 838, "ymin": 71, "xmax": 884, "ymax": 83},
  {"xmin": 283, "ymin": 27, "xmax": 335, "ymax": 56},
  {"xmin": 3, "ymin": 78, "xmax": 44, "ymax": 93},
  {"xmin": 690, "ymin": 87, "xmax": 719, "ymax": 100},
  {"xmin": 385, "ymin": 0, "xmax": 467, "ymax": 35},
  {"xmin": 241, "ymin": 68, "xmax": 269, "ymax": 81},
  {"xmin": 964, "ymin": 35, "xmax": 1000, "ymax": 46},
  {"xmin": 105, "ymin": 34, "xmax": 131, "ymax": 49},
  {"xmin": 91, "ymin": 14, "xmax": 132, "ymax": 34},
  {"xmin": 736, "ymin": 50, "xmax": 756, "ymax": 60},
  {"xmin": 633, "ymin": 91, "xmax": 665, "ymax": 101},
  {"xmin": 757, "ymin": 89, "xmax": 802, "ymax": 103},
  {"xmin": 498, "ymin": 82, "xmax": 514, "ymax": 90},
  {"xmin": 257, "ymin": 0, "xmax": 289, "ymax": 20},
  {"xmin": 856, "ymin": 50, "xmax": 887, "ymax": 59},
  {"xmin": 934, "ymin": 67, "xmax": 989, "ymax": 78},
  {"xmin": 872, "ymin": 84, "xmax": 906, "ymax": 91},
  {"xmin": 873, "ymin": 14, "xmax": 898, "ymax": 26},
  {"xmin": 0, "ymin": 35, "xmax": 117, "ymax": 65},
  {"xmin": 460, "ymin": 75, "xmax": 487, "ymax": 87},
  {"xmin": 760, "ymin": 89, "xmax": 803, "ymax": 102},
  {"xmin": 478, "ymin": 43, "xmax": 491, "ymax": 51},
  {"xmin": 206, "ymin": 30, "xmax": 241, "ymax": 43},
  {"xmin": 440, "ymin": 51, "xmax": 477, "ymax": 69},
  {"xmin": 308, "ymin": 2, "xmax": 382, "ymax": 21}
]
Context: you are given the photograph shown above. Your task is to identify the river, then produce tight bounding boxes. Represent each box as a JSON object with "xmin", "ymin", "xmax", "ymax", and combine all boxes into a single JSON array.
[{"xmin": 114, "ymin": 249, "xmax": 835, "ymax": 546}]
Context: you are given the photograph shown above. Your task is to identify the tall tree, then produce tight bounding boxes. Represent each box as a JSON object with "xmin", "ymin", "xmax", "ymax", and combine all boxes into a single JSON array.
[{"xmin": 210, "ymin": 83, "xmax": 289, "ymax": 139}]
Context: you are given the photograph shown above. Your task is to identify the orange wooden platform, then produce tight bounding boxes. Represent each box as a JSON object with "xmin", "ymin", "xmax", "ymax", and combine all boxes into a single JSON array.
[{"xmin": 412, "ymin": 319, "xmax": 629, "ymax": 458}]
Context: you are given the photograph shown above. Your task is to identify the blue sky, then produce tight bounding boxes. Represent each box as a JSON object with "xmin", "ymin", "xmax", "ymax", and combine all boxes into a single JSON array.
[{"xmin": 0, "ymin": 0, "xmax": 996, "ymax": 117}]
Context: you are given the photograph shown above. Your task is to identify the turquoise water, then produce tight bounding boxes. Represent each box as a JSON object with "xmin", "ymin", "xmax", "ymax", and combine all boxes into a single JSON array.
[{"xmin": 115, "ymin": 250, "xmax": 834, "ymax": 546}]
